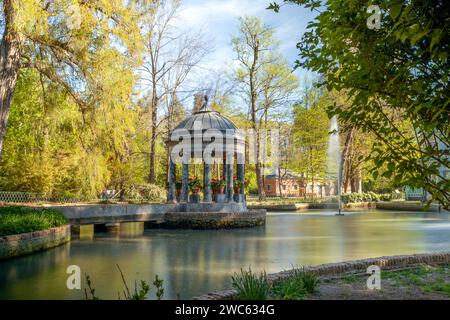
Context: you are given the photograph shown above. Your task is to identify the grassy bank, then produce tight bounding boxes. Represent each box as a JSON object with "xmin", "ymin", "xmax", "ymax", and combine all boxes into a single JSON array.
[
  {"xmin": 316, "ymin": 264, "xmax": 450, "ymax": 299},
  {"xmin": 232, "ymin": 264, "xmax": 450, "ymax": 300},
  {"xmin": 0, "ymin": 206, "xmax": 68, "ymax": 237}
]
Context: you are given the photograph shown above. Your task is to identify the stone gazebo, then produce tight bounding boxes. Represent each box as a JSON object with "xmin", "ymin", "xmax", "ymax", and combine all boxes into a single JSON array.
[{"xmin": 163, "ymin": 95, "xmax": 266, "ymax": 228}]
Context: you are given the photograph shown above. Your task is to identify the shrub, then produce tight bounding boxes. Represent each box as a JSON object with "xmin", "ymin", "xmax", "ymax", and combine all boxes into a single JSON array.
[
  {"xmin": 125, "ymin": 184, "xmax": 166, "ymax": 201},
  {"xmin": 368, "ymin": 192, "xmax": 380, "ymax": 202},
  {"xmin": 232, "ymin": 267, "xmax": 271, "ymax": 300},
  {"xmin": 272, "ymin": 278, "xmax": 305, "ymax": 300},
  {"xmin": 299, "ymin": 270, "xmax": 319, "ymax": 294},
  {"xmin": 272, "ymin": 268, "xmax": 319, "ymax": 300},
  {"xmin": 379, "ymin": 193, "xmax": 393, "ymax": 201},
  {"xmin": 341, "ymin": 192, "xmax": 385, "ymax": 204},
  {"xmin": 0, "ymin": 206, "xmax": 67, "ymax": 236}
]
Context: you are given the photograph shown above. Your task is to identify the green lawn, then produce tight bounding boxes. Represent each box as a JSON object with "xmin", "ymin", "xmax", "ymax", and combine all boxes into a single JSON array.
[{"xmin": 0, "ymin": 206, "xmax": 68, "ymax": 237}]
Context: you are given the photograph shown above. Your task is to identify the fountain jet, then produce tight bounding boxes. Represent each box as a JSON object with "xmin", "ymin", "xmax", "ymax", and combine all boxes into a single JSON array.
[{"xmin": 326, "ymin": 116, "xmax": 343, "ymax": 215}]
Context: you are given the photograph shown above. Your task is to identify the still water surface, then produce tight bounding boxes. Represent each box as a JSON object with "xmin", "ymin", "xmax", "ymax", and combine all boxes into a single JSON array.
[{"xmin": 0, "ymin": 210, "xmax": 449, "ymax": 299}]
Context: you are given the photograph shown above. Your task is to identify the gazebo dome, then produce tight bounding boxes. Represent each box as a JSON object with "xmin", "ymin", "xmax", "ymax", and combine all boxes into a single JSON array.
[{"xmin": 173, "ymin": 96, "xmax": 242, "ymax": 137}]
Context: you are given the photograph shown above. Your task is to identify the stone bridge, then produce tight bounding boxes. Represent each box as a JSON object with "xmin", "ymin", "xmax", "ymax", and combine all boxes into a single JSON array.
[{"xmin": 40, "ymin": 203, "xmax": 263, "ymax": 231}]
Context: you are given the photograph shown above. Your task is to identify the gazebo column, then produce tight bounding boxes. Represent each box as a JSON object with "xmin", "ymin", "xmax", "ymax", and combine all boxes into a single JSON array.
[
  {"xmin": 237, "ymin": 163, "xmax": 245, "ymax": 202},
  {"xmin": 181, "ymin": 162, "xmax": 189, "ymax": 202},
  {"xmin": 222, "ymin": 154, "xmax": 226, "ymax": 179},
  {"xmin": 226, "ymin": 153, "xmax": 234, "ymax": 202},
  {"xmin": 167, "ymin": 157, "xmax": 177, "ymax": 203},
  {"xmin": 203, "ymin": 163, "xmax": 212, "ymax": 202}
]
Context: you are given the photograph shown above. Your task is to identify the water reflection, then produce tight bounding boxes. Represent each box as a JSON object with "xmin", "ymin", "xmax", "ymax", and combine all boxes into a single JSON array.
[
  {"xmin": 79, "ymin": 225, "xmax": 94, "ymax": 241},
  {"xmin": 120, "ymin": 222, "xmax": 144, "ymax": 237},
  {"xmin": 0, "ymin": 210, "xmax": 449, "ymax": 299}
]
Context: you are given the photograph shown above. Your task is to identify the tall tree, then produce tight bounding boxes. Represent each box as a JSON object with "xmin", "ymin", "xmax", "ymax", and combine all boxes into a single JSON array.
[
  {"xmin": 139, "ymin": 0, "xmax": 209, "ymax": 183},
  {"xmin": 0, "ymin": 0, "xmax": 145, "ymax": 159},
  {"xmin": 232, "ymin": 16, "xmax": 298, "ymax": 200},
  {"xmin": 292, "ymin": 101, "xmax": 329, "ymax": 198}
]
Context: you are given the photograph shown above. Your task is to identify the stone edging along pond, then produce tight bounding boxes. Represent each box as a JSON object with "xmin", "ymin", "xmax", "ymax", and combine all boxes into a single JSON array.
[
  {"xmin": 192, "ymin": 251, "xmax": 450, "ymax": 300},
  {"xmin": 0, "ymin": 224, "xmax": 71, "ymax": 260},
  {"xmin": 162, "ymin": 210, "xmax": 266, "ymax": 229}
]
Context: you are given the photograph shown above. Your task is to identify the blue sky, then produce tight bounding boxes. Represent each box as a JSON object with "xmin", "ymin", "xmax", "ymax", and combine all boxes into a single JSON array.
[{"xmin": 177, "ymin": 0, "xmax": 317, "ymax": 83}]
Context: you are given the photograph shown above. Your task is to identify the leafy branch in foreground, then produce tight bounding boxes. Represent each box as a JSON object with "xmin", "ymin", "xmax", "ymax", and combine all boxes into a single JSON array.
[{"xmin": 270, "ymin": 0, "xmax": 450, "ymax": 209}]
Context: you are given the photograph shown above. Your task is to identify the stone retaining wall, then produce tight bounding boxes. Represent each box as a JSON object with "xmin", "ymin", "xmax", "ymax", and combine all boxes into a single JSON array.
[
  {"xmin": 162, "ymin": 210, "xmax": 266, "ymax": 229},
  {"xmin": 0, "ymin": 224, "xmax": 71, "ymax": 260},
  {"xmin": 375, "ymin": 202, "xmax": 440, "ymax": 212},
  {"xmin": 193, "ymin": 251, "xmax": 450, "ymax": 300}
]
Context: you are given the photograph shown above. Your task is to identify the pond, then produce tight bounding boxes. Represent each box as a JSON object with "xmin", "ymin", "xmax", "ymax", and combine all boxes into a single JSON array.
[{"xmin": 0, "ymin": 210, "xmax": 449, "ymax": 299}]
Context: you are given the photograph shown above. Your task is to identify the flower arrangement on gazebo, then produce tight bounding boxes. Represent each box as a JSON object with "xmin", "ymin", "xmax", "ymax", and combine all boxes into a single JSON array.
[
  {"xmin": 233, "ymin": 176, "xmax": 248, "ymax": 194},
  {"xmin": 211, "ymin": 177, "xmax": 226, "ymax": 195},
  {"xmin": 175, "ymin": 179, "xmax": 182, "ymax": 199},
  {"xmin": 188, "ymin": 177, "xmax": 202, "ymax": 195}
]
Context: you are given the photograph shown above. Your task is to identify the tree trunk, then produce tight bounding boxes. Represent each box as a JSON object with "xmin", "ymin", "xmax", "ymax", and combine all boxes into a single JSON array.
[
  {"xmin": 149, "ymin": 84, "xmax": 158, "ymax": 183},
  {"xmin": 250, "ymin": 40, "xmax": 265, "ymax": 200},
  {"xmin": 351, "ymin": 168, "xmax": 362, "ymax": 193},
  {"xmin": 309, "ymin": 146, "xmax": 315, "ymax": 201},
  {"xmin": 277, "ymin": 167, "xmax": 283, "ymax": 198},
  {"xmin": 0, "ymin": 0, "xmax": 22, "ymax": 160}
]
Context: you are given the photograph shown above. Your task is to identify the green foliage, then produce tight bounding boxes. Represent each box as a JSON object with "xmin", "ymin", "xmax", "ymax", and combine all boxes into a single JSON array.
[
  {"xmin": 232, "ymin": 267, "xmax": 271, "ymax": 300},
  {"xmin": 423, "ymin": 281, "xmax": 450, "ymax": 297},
  {"xmin": 271, "ymin": 276, "xmax": 306, "ymax": 300},
  {"xmin": 132, "ymin": 281, "xmax": 151, "ymax": 300},
  {"xmin": 341, "ymin": 192, "xmax": 380, "ymax": 204},
  {"xmin": 153, "ymin": 275, "xmax": 164, "ymax": 300},
  {"xmin": 188, "ymin": 176, "xmax": 202, "ymax": 192},
  {"xmin": 342, "ymin": 274, "xmax": 359, "ymax": 284},
  {"xmin": 85, "ymin": 265, "xmax": 163, "ymax": 300},
  {"xmin": 292, "ymin": 95, "xmax": 329, "ymax": 184},
  {"xmin": 0, "ymin": 64, "xmax": 147, "ymax": 199},
  {"xmin": 0, "ymin": 206, "xmax": 67, "ymax": 236},
  {"xmin": 382, "ymin": 265, "xmax": 450, "ymax": 297},
  {"xmin": 232, "ymin": 16, "xmax": 299, "ymax": 199},
  {"xmin": 379, "ymin": 193, "xmax": 393, "ymax": 202},
  {"xmin": 300, "ymin": 271, "xmax": 319, "ymax": 294},
  {"xmin": 272, "ymin": 0, "xmax": 450, "ymax": 208},
  {"xmin": 339, "ymin": 192, "xmax": 400, "ymax": 203},
  {"xmin": 272, "ymin": 268, "xmax": 318, "ymax": 300},
  {"xmin": 0, "ymin": 1, "xmax": 156, "ymax": 199},
  {"xmin": 84, "ymin": 274, "xmax": 100, "ymax": 300}
]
